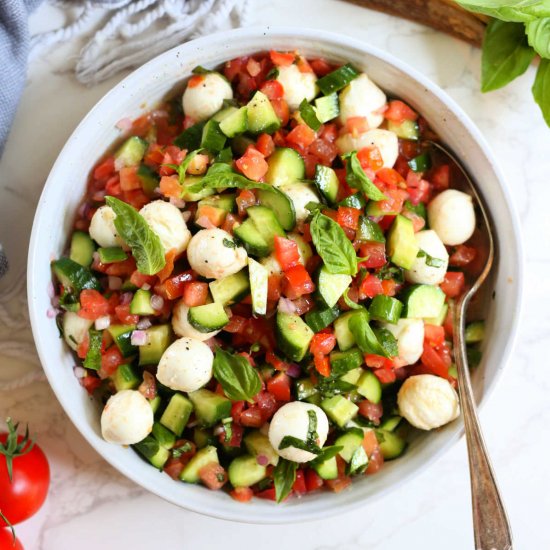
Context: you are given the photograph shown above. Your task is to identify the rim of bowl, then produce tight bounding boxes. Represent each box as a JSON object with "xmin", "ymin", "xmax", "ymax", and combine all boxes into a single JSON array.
[{"xmin": 28, "ymin": 26, "xmax": 524, "ymax": 524}]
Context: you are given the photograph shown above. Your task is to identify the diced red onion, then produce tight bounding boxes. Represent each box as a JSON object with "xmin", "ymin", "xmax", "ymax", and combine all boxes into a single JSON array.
[
  {"xmin": 137, "ymin": 318, "xmax": 152, "ymax": 330},
  {"xmin": 131, "ymin": 330, "xmax": 148, "ymax": 346},
  {"xmin": 277, "ymin": 297, "xmax": 297, "ymax": 314},
  {"xmin": 92, "ymin": 190, "xmax": 106, "ymax": 202},
  {"xmin": 196, "ymin": 215, "xmax": 216, "ymax": 229},
  {"xmin": 73, "ymin": 366, "xmax": 87, "ymax": 379},
  {"xmin": 169, "ymin": 197, "xmax": 186, "ymax": 209},
  {"xmin": 46, "ymin": 308, "xmax": 57, "ymax": 319},
  {"xmin": 120, "ymin": 292, "xmax": 133, "ymax": 305},
  {"xmin": 256, "ymin": 454, "xmax": 269, "ymax": 466},
  {"xmin": 95, "ymin": 315, "xmax": 111, "ymax": 330},
  {"xmin": 141, "ymin": 283, "xmax": 151, "ymax": 291},
  {"xmin": 77, "ymin": 201, "xmax": 90, "ymax": 218},
  {"xmin": 108, "ymin": 276, "xmax": 122, "ymax": 290},
  {"xmin": 47, "ymin": 280, "xmax": 55, "ymax": 299},
  {"xmin": 182, "ymin": 211, "xmax": 192, "ymax": 222},
  {"xmin": 150, "ymin": 294, "xmax": 164, "ymax": 311},
  {"xmin": 186, "ymin": 419, "xmax": 198, "ymax": 429},
  {"xmin": 51, "ymin": 296, "xmax": 60, "ymax": 308},
  {"xmin": 93, "ymin": 251, "xmax": 100, "ymax": 263},
  {"xmin": 115, "ymin": 117, "xmax": 133, "ymax": 130},
  {"xmin": 213, "ymin": 425, "xmax": 224, "ymax": 436},
  {"xmin": 285, "ymin": 363, "xmax": 302, "ymax": 379},
  {"xmin": 151, "ymin": 109, "xmax": 168, "ymax": 120}
]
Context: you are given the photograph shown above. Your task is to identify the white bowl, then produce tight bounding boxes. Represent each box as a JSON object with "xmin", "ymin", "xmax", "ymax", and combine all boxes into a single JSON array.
[{"xmin": 28, "ymin": 27, "xmax": 523, "ymax": 524}]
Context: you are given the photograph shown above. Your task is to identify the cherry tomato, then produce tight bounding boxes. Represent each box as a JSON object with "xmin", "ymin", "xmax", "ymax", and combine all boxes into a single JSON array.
[{"xmin": 0, "ymin": 528, "xmax": 24, "ymax": 550}]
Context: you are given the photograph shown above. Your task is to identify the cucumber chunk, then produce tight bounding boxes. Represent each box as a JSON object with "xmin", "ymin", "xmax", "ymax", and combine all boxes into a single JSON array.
[
  {"xmin": 329, "ymin": 348, "xmax": 363, "ymax": 377},
  {"xmin": 276, "ymin": 312, "xmax": 314, "ymax": 362},
  {"xmin": 321, "ymin": 395, "xmax": 359, "ymax": 428},
  {"xmin": 313, "ymin": 165, "xmax": 339, "ymax": 204},
  {"xmin": 356, "ymin": 216, "xmax": 385, "ymax": 243},
  {"xmin": 375, "ymin": 429, "xmax": 407, "ymax": 460},
  {"xmin": 317, "ymin": 266, "xmax": 352, "ymax": 308},
  {"xmin": 314, "ymin": 93, "xmax": 340, "ymax": 123},
  {"xmin": 112, "ymin": 363, "xmax": 140, "ymax": 391},
  {"xmin": 356, "ymin": 370, "xmax": 382, "ymax": 404},
  {"xmin": 108, "ymin": 324, "xmax": 137, "ymax": 358},
  {"xmin": 180, "ymin": 445, "xmax": 219, "ymax": 483},
  {"xmin": 228, "ymin": 454, "xmax": 267, "ymax": 487},
  {"xmin": 295, "ymin": 378, "xmax": 319, "ymax": 401},
  {"xmin": 248, "ymin": 258, "xmax": 268, "ymax": 316},
  {"xmin": 244, "ymin": 430, "xmax": 279, "ymax": 466},
  {"xmin": 115, "ymin": 136, "xmax": 148, "ymax": 167},
  {"xmin": 265, "ymin": 147, "xmax": 305, "ymax": 187},
  {"xmin": 312, "ymin": 455, "xmax": 338, "ymax": 480},
  {"xmin": 201, "ymin": 119, "xmax": 226, "ymax": 153},
  {"xmin": 152, "ymin": 422, "xmax": 177, "ymax": 450},
  {"xmin": 335, "ymin": 428, "xmax": 364, "ymax": 462},
  {"xmin": 465, "ymin": 321, "xmax": 485, "ymax": 343},
  {"xmin": 379, "ymin": 416, "xmax": 402, "ymax": 432},
  {"xmin": 387, "ymin": 215, "xmax": 419, "ymax": 269},
  {"xmin": 188, "ymin": 389, "xmax": 232, "ymax": 427},
  {"xmin": 348, "ymin": 445, "xmax": 369, "ymax": 475},
  {"xmin": 130, "ymin": 289, "xmax": 155, "ymax": 315},
  {"xmin": 70, "ymin": 231, "xmax": 95, "ymax": 267},
  {"xmin": 340, "ymin": 367, "xmax": 362, "ymax": 386},
  {"xmin": 334, "ymin": 311, "xmax": 357, "ymax": 351},
  {"xmin": 369, "ymin": 295, "xmax": 403, "ymax": 324},
  {"xmin": 387, "ymin": 119, "xmax": 419, "ymax": 140},
  {"xmin": 246, "ymin": 205, "xmax": 286, "ymax": 248},
  {"xmin": 425, "ymin": 302, "xmax": 448, "ymax": 326},
  {"xmin": 209, "ymin": 268, "xmax": 250, "ymax": 305},
  {"xmin": 198, "ymin": 193, "xmax": 236, "ymax": 213},
  {"xmin": 338, "ymin": 192, "xmax": 366, "ymax": 209},
  {"xmin": 233, "ymin": 219, "xmax": 270, "ymax": 257},
  {"xmin": 188, "ymin": 302, "xmax": 229, "ymax": 332},
  {"xmin": 305, "ymin": 304, "xmax": 340, "ymax": 333},
  {"xmin": 317, "ymin": 63, "xmax": 360, "ymax": 95},
  {"xmin": 246, "ymin": 91, "xmax": 281, "ymax": 135},
  {"xmin": 402, "ymin": 284, "xmax": 446, "ymax": 319},
  {"xmin": 256, "ymin": 187, "xmax": 296, "ymax": 231},
  {"xmin": 133, "ymin": 435, "xmax": 170, "ymax": 470},
  {"xmin": 98, "ymin": 246, "xmax": 127, "ymax": 264},
  {"xmin": 137, "ymin": 164, "xmax": 160, "ymax": 197},
  {"xmin": 160, "ymin": 393, "xmax": 194, "ymax": 436},
  {"xmin": 51, "ymin": 257, "xmax": 100, "ymax": 294},
  {"xmin": 219, "ymin": 106, "xmax": 248, "ymax": 138},
  {"xmin": 139, "ymin": 324, "xmax": 172, "ymax": 365}
]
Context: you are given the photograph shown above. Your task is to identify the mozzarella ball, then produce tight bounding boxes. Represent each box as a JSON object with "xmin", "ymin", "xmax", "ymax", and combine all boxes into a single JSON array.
[
  {"xmin": 63, "ymin": 312, "xmax": 93, "ymax": 351},
  {"xmin": 278, "ymin": 182, "xmax": 320, "ymax": 224},
  {"xmin": 156, "ymin": 337, "xmax": 213, "ymax": 392},
  {"xmin": 427, "ymin": 189, "xmax": 476, "ymax": 246},
  {"xmin": 268, "ymin": 402, "xmax": 329, "ymax": 463},
  {"xmin": 405, "ymin": 230, "xmax": 449, "ymax": 285},
  {"xmin": 336, "ymin": 129, "xmax": 398, "ymax": 168},
  {"xmin": 182, "ymin": 72, "xmax": 233, "ymax": 122},
  {"xmin": 398, "ymin": 374, "xmax": 460, "ymax": 430},
  {"xmin": 171, "ymin": 300, "xmax": 220, "ymax": 341},
  {"xmin": 383, "ymin": 319, "xmax": 425, "ymax": 365},
  {"xmin": 276, "ymin": 64, "xmax": 318, "ymax": 111},
  {"xmin": 139, "ymin": 200, "xmax": 191, "ymax": 256},
  {"xmin": 187, "ymin": 228, "xmax": 248, "ymax": 279},
  {"xmin": 338, "ymin": 73, "xmax": 386, "ymax": 129},
  {"xmin": 101, "ymin": 390, "xmax": 154, "ymax": 445},
  {"xmin": 89, "ymin": 205, "xmax": 126, "ymax": 249}
]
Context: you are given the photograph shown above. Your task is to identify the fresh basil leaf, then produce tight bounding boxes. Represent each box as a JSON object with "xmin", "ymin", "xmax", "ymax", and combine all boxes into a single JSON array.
[
  {"xmin": 84, "ymin": 328, "xmax": 102, "ymax": 371},
  {"xmin": 187, "ymin": 170, "xmax": 273, "ymax": 194},
  {"xmin": 342, "ymin": 151, "xmax": 386, "ymax": 201},
  {"xmin": 348, "ymin": 309, "xmax": 391, "ymax": 358},
  {"xmin": 105, "ymin": 196, "xmax": 166, "ymax": 275},
  {"xmin": 266, "ymin": 67, "xmax": 279, "ymax": 80},
  {"xmin": 279, "ymin": 410, "xmax": 322, "ymax": 454},
  {"xmin": 417, "ymin": 249, "xmax": 446, "ymax": 268},
  {"xmin": 216, "ymin": 146, "xmax": 233, "ymax": 164},
  {"xmin": 532, "ymin": 58, "xmax": 550, "ymax": 126},
  {"xmin": 457, "ymin": 0, "xmax": 543, "ymax": 20},
  {"xmin": 310, "ymin": 212, "xmax": 358, "ymax": 276},
  {"xmin": 526, "ymin": 17, "xmax": 550, "ymax": 58},
  {"xmin": 481, "ymin": 19, "xmax": 536, "ymax": 92},
  {"xmin": 342, "ymin": 288, "xmax": 362, "ymax": 310},
  {"xmin": 174, "ymin": 121, "xmax": 206, "ymax": 150},
  {"xmin": 222, "ymin": 238, "xmax": 236, "ymax": 249},
  {"xmin": 377, "ymin": 264, "xmax": 404, "ymax": 284},
  {"xmin": 222, "ymin": 417, "xmax": 233, "ymax": 443},
  {"xmin": 273, "ymin": 458, "xmax": 297, "ymax": 503},
  {"xmin": 309, "ymin": 445, "xmax": 344, "ymax": 466},
  {"xmin": 212, "ymin": 347, "xmax": 262, "ymax": 403},
  {"xmin": 403, "ymin": 200, "xmax": 427, "ymax": 221},
  {"xmin": 299, "ymin": 98, "xmax": 322, "ymax": 131},
  {"xmin": 192, "ymin": 65, "xmax": 212, "ymax": 75},
  {"xmin": 305, "ymin": 201, "xmax": 324, "ymax": 214},
  {"xmin": 348, "ymin": 446, "xmax": 369, "ymax": 475},
  {"xmin": 373, "ymin": 328, "xmax": 398, "ymax": 358},
  {"xmin": 316, "ymin": 377, "xmax": 357, "ymax": 397}
]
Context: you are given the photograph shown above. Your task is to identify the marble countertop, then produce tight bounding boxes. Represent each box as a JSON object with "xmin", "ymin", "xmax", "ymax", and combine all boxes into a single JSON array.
[{"xmin": 1, "ymin": 0, "xmax": 548, "ymax": 548}]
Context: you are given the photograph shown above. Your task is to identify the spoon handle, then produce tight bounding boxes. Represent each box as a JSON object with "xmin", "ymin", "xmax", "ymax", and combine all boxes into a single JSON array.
[{"xmin": 454, "ymin": 301, "xmax": 513, "ymax": 550}]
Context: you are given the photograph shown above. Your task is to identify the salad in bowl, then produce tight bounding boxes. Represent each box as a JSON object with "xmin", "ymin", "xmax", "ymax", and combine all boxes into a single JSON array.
[{"xmin": 50, "ymin": 48, "xmax": 487, "ymax": 504}]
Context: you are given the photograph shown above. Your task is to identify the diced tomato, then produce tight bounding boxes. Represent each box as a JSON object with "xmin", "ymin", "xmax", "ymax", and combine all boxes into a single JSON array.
[
  {"xmin": 219, "ymin": 422, "xmax": 244, "ymax": 448},
  {"xmin": 358, "ymin": 400, "xmax": 383, "ymax": 425},
  {"xmin": 362, "ymin": 430, "xmax": 379, "ymax": 457},
  {"xmin": 424, "ymin": 324, "xmax": 445, "ymax": 347},
  {"xmin": 357, "ymin": 146, "xmax": 384, "ymax": 172},
  {"xmin": 183, "ymin": 281, "xmax": 209, "ymax": 307},
  {"xmin": 144, "ymin": 145, "xmax": 165, "ymax": 166},
  {"xmin": 269, "ymin": 50, "xmax": 295, "ymax": 66},
  {"xmin": 104, "ymin": 257, "xmax": 137, "ymax": 277},
  {"xmin": 115, "ymin": 304, "xmax": 139, "ymax": 325},
  {"xmin": 236, "ymin": 188, "xmax": 257, "ymax": 217},
  {"xmin": 81, "ymin": 375, "xmax": 101, "ymax": 395},
  {"xmin": 77, "ymin": 334, "xmax": 89, "ymax": 359},
  {"xmin": 376, "ymin": 167, "xmax": 406, "ymax": 187},
  {"xmin": 314, "ymin": 354, "xmax": 331, "ymax": 377},
  {"xmin": 230, "ymin": 401, "xmax": 246, "ymax": 424},
  {"xmin": 239, "ymin": 407, "xmax": 264, "ymax": 428},
  {"xmin": 274, "ymin": 235, "xmax": 300, "ymax": 270},
  {"xmin": 270, "ymin": 99, "xmax": 290, "ymax": 126},
  {"xmin": 256, "ymin": 133, "xmax": 275, "ymax": 157},
  {"xmin": 163, "ymin": 271, "xmax": 194, "ymax": 300},
  {"xmin": 304, "ymin": 469, "xmax": 324, "ymax": 492},
  {"xmin": 440, "ymin": 271, "xmax": 465, "ymax": 298},
  {"xmin": 381, "ymin": 278, "xmax": 397, "ymax": 297},
  {"xmin": 374, "ymin": 187, "xmax": 408, "ymax": 215},
  {"xmin": 267, "ymin": 372, "xmax": 291, "ymax": 401},
  {"xmin": 286, "ymin": 124, "xmax": 316, "ymax": 148},
  {"xmin": 224, "ymin": 56, "xmax": 247, "ymax": 82},
  {"xmin": 325, "ymin": 457, "xmax": 352, "ymax": 493},
  {"xmin": 188, "ymin": 74, "xmax": 205, "ymax": 88},
  {"xmin": 292, "ymin": 470, "xmax": 307, "ymax": 496},
  {"xmin": 419, "ymin": 342, "xmax": 450, "ymax": 379},
  {"xmin": 93, "ymin": 157, "xmax": 115, "ymax": 180},
  {"xmin": 358, "ymin": 242, "xmax": 386, "ymax": 269},
  {"xmin": 223, "ymin": 314, "xmax": 246, "ymax": 335},
  {"xmin": 309, "ymin": 138, "xmax": 338, "ymax": 166},
  {"xmin": 255, "ymin": 390, "xmax": 278, "ymax": 421},
  {"xmin": 119, "ymin": 166, "xmax": 141, "ymax": 191},
  {"xmin": 230, "ymin": 486, "xmax": 254, "ymax": 502},
  {"xmin": 138, "ymin": 371, "xmax": 157, "ymax": 400},
  {"xmin": 221, "ymin": 212, "xmax": 240, "ymax": 234},
  {"xmin": 78, "ymin": 289, "xmax": 110, "ymax": 320},
  {"xmin": 156, "ymin": 249, "xmax": 176, "ymax": 283},
  {"xmin": 360, "ymin": 274, "xmax": 383, "ymax": 298},
  {"xmin": 196, "ymin": 204, "xmax": 226, "ymax": 228},
  {"xmin": 99, "ymin": 346, "xmax": 124, "ymax": 378},
  {"xmin": 443, "ymin": 305, "xmax": 454, "ymax": 337},
  {"xmin": 431, "ymin": 164, "xmax": 451, "ymax": 190},
  {"xmin": 246, "ymin": 57, "xmax": 261, "ymax": 77},
  {"xmin": 450, "ymin": 245, "xmax": 476, "ymax": 267},
  {"xmin": 366, "ymin": 447, "xmax": 384, "ymax": 475},
  {"xmin": 104, "ymin": 175, "xmax": 122, "ymax": 196},
  {"xmin": 384, "ymin": 100, "xmax": 418, "ymax": 123},
  {"xmin": 310, "ymin": 332, "xmax": 336, "ymax": 356},
  {"xmin": 344, "ymin": 116, "xmax": 369, "ymax": 136},
  {"xmin": 310, "ymin": 57, "xmax": 333, "ymax": 77},
  {"xmin": 267, "ymin": 274, "xmax": 282, "ymax": 301},
  {"xmin": 265, "ymin": 351, "xmax": 290, "ymax": 372},
  {"xmin": 256, "ymin": 487, "xmax": 277, "ymax": 501},
  {"xmin": 373, "ymin": 368, "xmax": 396, "ymax": 384},
  {"xmin": 407, "ymin": 179, "xmax": 430, "ymax": 206},
  {"xmin": 236, "ymin": 147, "xmax": 269, "ymax": 181},
  {"xmin": 199, "ymin": 463, "xmax": 227, "ymax": 490},
  {"xmin": 130, "ymin": 270, "xmax": 157, "ymax": 289},
  {"xmin": 337, "ymin": 207, "xmax": 361, "ymax": 231},
  {"xmin": 163, "ymin": 458, "xmax": 185, "ymax": 480},
  {"xmin": 259, "ymin": 80, "xmax": 284, "ymax": 100},
  {"xmin": 282, "ymin": 265, "xmax": 315, "ymax": 298},
  {"xmin": 295, "ymin": 56, "xmax": 313, "ymax": 73},
  {"xmin": 364, "ymin": 354, "xmax": 394, "ymax": 369},
  {"xmin": 123, "ymin": 189, "xmax": 150, "ymax": 210},
  {"xmin": 378, "ymin": 215, "xmax": 396, "ymax": 231}
]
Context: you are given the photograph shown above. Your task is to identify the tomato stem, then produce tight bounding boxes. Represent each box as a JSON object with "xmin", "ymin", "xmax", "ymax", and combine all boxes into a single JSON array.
[
  {"xmin": 0, "ymin": 418, "xmax": 35, "ymax": 482},
  {"xmin": 0, "ymin": 509, "xmax": 15, "ymax": 543}
]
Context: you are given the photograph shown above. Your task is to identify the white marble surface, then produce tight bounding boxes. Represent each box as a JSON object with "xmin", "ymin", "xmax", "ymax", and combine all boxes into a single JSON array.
[{"xmin": 0, "ymin": 0, "xmax": 548, "ymax": 548}]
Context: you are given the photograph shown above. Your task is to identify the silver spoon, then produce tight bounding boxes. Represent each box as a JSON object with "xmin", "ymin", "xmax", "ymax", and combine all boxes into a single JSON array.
[{"xmin": 427, "ymin": 140, "xmax": 513, "ymax": 550}]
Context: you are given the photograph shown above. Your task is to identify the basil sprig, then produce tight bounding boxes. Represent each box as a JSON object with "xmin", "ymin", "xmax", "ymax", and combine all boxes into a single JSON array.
[
  {"xmin": 279, "ymin": 410, "xmax": 322, "ymax": 455},
  {"xmin": 310, "ymin": 445, "xmax": 344, "ymax": 467},
  {"xmin": 273, "ymin": 458, "xmax": 297, "ymax": 503},
  {"xmin": 163, "ymin": 148, "xmax": 204, "ymax": 184},
  {"xmin": 212, "ymin": 347, "xmax": 261, "ymax": 403},
  {"xmin": 417, "ymin": 249, "xmax": 446, "ymax": 268},
  {"xmin": 299, "ymin": 98, "xmax": 322, "ymax": 131},
  {"xmin": 348, "ymin": 309, "xmax": 397, "ymax": 358},
  {"xmin": 342, "ymin": 288, "xmax": 362, "ymax": 310},
  {"xmin": 83, "ymin": 328, "xmax": 102, "ymax": 371},
  {"xmin": 533, "ymin": 58, "xmax": 550, "ymax": 126},
  {"xmin": 342, "ymin": 151, "xmax": 386, "ymax": 201},
  {"xmin": 186, "ymin": 166, "xmax": 273, "ymax": 194},
  {"xmin": 310, "ymin": 212, "xmax": 358, "ymax": 276},
  {"xmin": 105, "ymin": 196, "xmax": 166, "ymax": 275}
]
